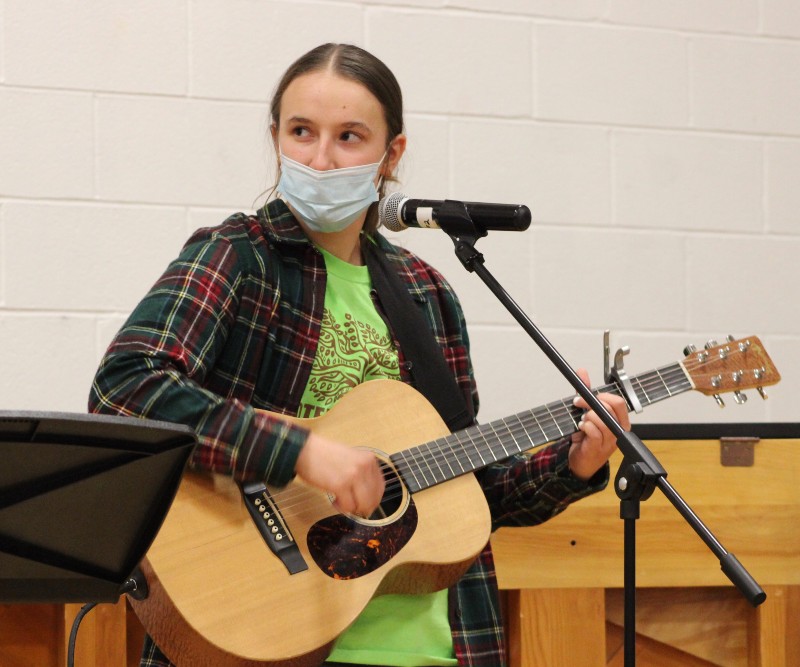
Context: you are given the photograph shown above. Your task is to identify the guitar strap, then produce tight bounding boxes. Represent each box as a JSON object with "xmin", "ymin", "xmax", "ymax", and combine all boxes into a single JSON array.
[{"xmin": 363, "ymin": 239, "xmax": 474, "ymax": 433}]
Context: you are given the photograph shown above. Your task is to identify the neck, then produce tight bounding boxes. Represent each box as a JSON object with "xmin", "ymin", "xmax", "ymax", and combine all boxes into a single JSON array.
[{"xmin": 302, "ymin": 218, "xmax": 366, "ymax": 265}]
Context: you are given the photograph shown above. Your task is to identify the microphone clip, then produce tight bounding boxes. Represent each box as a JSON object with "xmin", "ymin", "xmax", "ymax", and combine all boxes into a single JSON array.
[{"xmin": 435, "ymin": 200, "xmax": 487, "ymax": 241}]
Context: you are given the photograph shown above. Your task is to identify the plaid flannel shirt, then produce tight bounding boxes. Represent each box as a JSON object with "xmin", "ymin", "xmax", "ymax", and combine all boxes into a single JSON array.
[{"xmin": 90, "ymin": 199, "xmax": 608, "ymax": 667}]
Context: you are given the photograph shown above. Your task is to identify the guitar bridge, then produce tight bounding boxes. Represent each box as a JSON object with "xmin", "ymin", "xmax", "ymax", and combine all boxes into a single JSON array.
[{"xmin": 240, "ymin": 482, "xmax": 308, "ymax": 575}]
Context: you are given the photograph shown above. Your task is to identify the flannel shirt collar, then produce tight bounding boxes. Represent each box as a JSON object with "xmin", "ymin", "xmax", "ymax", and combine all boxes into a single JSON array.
[{"xmin": 257, "ymin": 198, "xmax": 311, "ymax": 246}]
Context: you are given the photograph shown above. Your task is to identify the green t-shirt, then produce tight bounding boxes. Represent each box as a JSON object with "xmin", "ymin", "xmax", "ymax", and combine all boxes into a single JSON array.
[
  {"xmin": 297, "ymin": 247, "xmax": 400, "ymax": 419},
  {"xmin": 300, "ymin": 248, "xmax": 457, "ymax": 667}
]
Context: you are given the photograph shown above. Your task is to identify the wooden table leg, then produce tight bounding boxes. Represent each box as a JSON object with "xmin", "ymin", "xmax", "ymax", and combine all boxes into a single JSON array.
[
  {"xmin": 506, "ymin": 588, "xmax": 605, "ymax": 667},
  {"xmin": 63, "ymin": 600, "xmax": 130, "ymax": 667},
  {"xmin": 748, "ymin": 585, "xmax": 800, "ymax": 667}
]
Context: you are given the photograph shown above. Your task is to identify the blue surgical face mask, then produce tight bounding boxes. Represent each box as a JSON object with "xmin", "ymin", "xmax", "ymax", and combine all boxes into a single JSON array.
[{"xmin": 277, "ymin": 152, "xmax": 384, "ymax": 233}]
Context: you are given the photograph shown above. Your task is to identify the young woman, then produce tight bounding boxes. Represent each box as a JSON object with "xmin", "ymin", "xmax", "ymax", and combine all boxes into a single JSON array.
[{"xmin": 90, "ymin": 43, "xmax": 630, "ymax": 667}]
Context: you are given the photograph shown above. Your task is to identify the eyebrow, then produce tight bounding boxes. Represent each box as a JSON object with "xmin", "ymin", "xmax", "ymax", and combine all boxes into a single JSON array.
[{"xmin": 286, "ymin": 116, "xmax": 372, "ymax": 133}]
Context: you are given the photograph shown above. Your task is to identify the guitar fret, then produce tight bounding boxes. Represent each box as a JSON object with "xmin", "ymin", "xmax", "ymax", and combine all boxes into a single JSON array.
[
  {"xmin": 533, "ymin": 406, "xmax": 563, "ymax": 442},
  {"xmin": 414, "ymin": 445, "xmax": 437, "ymax": 489},
  {"xmin": 392, "ymin": 450, "xmax": 422, "ymax": 493},
  {"xmin": 452, "ymin": 430, "xmax": 479, "ymax": 473},
  {"xmin": 643, "ymin": 375, "xmax": 662, "ymax": 403},
  {"xmin": 521, "ymin": 412, "xmax": 548, "ymax": 446},
  {"xmin": 632, "ymin": 376, "xmax": 652, "ymax": 406},
  {"xmin": 654, "ymin": 367, "xmax": 673, "ymax": 397},
  {"xmin": 476, "ymin": 422, "xmax": 504, "ymax": 462},
  {"xmin": 446, "ymin": 434, "xmax": 468, "ymax": 475},
  {"xmin": 436, "ymin": 436, "xmax": 459, "ymax": 479},
  {"xmin": 413, "ymin": 445, "xmax": 436, "ymax": 487},
  {"xmin": 488, "ymin": 421, "xmax": 512, "ymax": 459},
  {"xmin": 555, "ymin": 403, "xmax": 577, "ymax": 435},
  {"xmin": 466, "ymin": 428, "xmax": 488, "ymax": 467},
  {"xmin": 561, "ymin": 399, "xmax": 581, "ymax": 432},
  {"xmin": 426, "ymin": 442, "xmax": 448, "ymax": 483},
  {"xmin": 642, "ymin": 370, "xmax": 666, "ymax": 404},
  {"xmin": 501, "ymin": 416, "xmax": 522, "ymax": 453},
  {"xmin": 543, "ymin": 403, "xmax": 566, "ymax": 438}
]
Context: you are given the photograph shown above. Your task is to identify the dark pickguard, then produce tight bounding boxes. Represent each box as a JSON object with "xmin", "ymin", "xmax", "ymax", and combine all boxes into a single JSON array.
[{"xmin": 307, "ymin": 500, "xmax": 418, "ymax": 579}]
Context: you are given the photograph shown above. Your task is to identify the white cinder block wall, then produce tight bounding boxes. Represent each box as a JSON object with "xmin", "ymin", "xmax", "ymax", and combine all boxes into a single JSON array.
[{"xmin": 1, "ymin": 0, "xmax": 798, "ymax": 428}]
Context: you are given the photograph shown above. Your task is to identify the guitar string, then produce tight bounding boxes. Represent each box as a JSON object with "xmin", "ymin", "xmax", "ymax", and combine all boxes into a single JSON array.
[
  {"xmin": 267, "ymin": 364, "xmax": 693, "ymax": 515},
  {"xmin": 267, "ymin": 347, "xmax": 768, "ymax": 515},
  {"xmin": 394, "ymin": 361, "xmax": 704, "ymax": 483},
  {"xmin": 404, "ymin": 347, "xmax": 768, "ymax": 485},
  {"xmin": 269, "ymin": 362, "xmax": 700, "ymax": 515},
  {"xmin": 268, "ymin": 364, "xmax": 696, "ymax": 514},
  {"xmin": 270, "ymin": 367, "xmax": 757, "ymax": 519}
]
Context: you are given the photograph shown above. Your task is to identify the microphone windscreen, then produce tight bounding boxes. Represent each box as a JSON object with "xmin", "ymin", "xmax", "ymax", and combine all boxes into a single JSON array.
[{"xmin": 378, "ymin": 192, "xmax": 408, "ymax": 232}]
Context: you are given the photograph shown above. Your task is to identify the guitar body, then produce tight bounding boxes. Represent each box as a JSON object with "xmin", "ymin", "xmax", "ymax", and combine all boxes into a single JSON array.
[{"xmin": 130, "ymin": 380, "xmax": 492, "ymax": 667}]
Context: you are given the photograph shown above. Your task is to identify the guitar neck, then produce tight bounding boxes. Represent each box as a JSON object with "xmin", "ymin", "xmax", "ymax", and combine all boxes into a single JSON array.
[{"xmin": 391, "ymin": 361, "xmax": 692, "ymax": 493}]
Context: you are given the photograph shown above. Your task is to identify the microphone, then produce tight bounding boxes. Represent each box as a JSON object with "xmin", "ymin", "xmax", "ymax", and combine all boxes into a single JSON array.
[{"xmin": 379, "ymin": 192, "xmax": 531, "ymax": 234}]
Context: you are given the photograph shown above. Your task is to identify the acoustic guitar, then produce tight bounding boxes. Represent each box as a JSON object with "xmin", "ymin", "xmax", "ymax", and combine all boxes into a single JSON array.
[{"xmin": 129, "ymin": 336, "xmax": 780, "ymax": 666}]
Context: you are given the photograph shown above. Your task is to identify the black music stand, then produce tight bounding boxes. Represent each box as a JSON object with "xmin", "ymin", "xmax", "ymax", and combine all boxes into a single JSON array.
[{"xmin": 0, "ymin": 411, "xmax": 195, "ymax": 604}]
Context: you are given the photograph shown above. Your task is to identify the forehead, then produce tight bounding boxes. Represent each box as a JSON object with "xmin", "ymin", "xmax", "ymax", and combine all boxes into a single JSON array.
[{"xmin": 279, "ymin": 69, "xmax": 387, "ymax": 130}]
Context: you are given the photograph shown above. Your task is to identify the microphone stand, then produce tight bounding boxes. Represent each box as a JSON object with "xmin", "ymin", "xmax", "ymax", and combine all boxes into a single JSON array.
[{"xmin": 431, "ymin": 200, "xmax": 766, "ymax": 666}]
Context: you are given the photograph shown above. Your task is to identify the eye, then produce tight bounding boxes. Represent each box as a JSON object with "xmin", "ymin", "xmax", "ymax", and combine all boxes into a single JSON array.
[
  {"xmin": 340, "ymin": 130, "xmax": 362, "ymax": 143},
  {"xmin": 291, "ymin": 126, "xmax": 311, "ymax": 138}
]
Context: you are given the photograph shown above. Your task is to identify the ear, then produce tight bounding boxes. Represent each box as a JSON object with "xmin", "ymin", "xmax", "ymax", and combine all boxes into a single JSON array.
[
  {"xmin": 383, "ymin": 134, "xmax": 407, "ymax": 178},
  {"xmin": 270, "ymin": 123, "xmax": 280, "ymax": 154}
]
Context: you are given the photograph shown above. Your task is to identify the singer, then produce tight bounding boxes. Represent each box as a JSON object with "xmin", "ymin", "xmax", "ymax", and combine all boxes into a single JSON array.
[{"xmin": 89, "ymin": 44, "xmax": 629, "ymax": 667}]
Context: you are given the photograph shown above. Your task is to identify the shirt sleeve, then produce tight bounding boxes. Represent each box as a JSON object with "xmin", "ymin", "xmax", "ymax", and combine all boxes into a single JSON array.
[
  {"xmin": 88, "ymin": 230, "xmax": 307, "ymax": 486},
  {"xmin": 478, "ymin": 438, "xmax": 610, "ymax": 530}
]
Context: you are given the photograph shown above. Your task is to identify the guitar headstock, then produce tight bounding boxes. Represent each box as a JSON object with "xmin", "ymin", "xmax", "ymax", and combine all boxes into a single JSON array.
[{"xmin": 682, "ymin": 335, "xmax": 781, "ymax": 406}]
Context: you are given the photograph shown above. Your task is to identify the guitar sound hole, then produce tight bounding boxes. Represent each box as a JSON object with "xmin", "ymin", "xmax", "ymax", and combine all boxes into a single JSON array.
[{"xmin": 307, "ymin": 453, "xmax": 418, "ymax": 579}]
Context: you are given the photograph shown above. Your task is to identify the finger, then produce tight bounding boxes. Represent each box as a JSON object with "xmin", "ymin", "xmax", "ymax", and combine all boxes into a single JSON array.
[
  {"xmin": 354, "ymin": 482, "xmax": 380, "ymax": 518},
  {"xmin": 595, "ymin": 393, "xmax": 631, "ymax": 430},
  {"xmin": 353, "ymin": 463, "xmax": 386, "ymax": 518},
  {"xmin": 572, "ymin": 368, "xmax": 596, "ymax": 411},
  {"xmin": 332, "ymin": 487, "xmax": 357, "ymax": 516},
  {"xmin": 580, "ymin": 416, "xmax": 603, "ymax": 446}
]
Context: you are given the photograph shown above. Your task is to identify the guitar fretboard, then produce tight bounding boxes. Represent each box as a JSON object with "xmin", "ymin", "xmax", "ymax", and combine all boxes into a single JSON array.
[{"xmin": 390, "ymin": 362, "xmax": 692, "ymax": 494}]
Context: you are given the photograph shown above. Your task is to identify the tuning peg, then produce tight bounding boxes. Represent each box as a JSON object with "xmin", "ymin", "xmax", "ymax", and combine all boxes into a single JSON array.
[
  {"xmin": 710, "ymin": 374, "xmax": 725, "ymax": 407},
  {"xmin": 687, "ymin": 345, "xmax": 710, "ymax": 362},
  {"xmin": 753, "ymin": 368, "xmax": 770, "ymax": 400},
  {"xmin": 705, "ymin": 339, "xmax": 719, "ymax": 349},
  {"xmin": 733, "ymin": 390, "xmax": 748, "ymax": 405}
]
